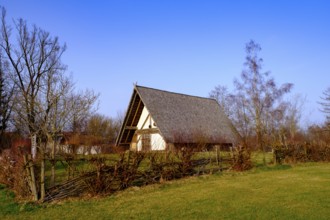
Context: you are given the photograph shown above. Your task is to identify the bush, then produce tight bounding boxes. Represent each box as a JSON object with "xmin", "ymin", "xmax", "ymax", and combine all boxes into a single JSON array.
[
  {"xmin": 273, "ymin": 144, "xmax": 330, "ymax": 164},
  {"xmin": 230, "ymin": 146, "xmax": 253, "ymax": 171},
  {"xmin": 0, "ymin": 147, "xmax": 31, "ymax": 199}
]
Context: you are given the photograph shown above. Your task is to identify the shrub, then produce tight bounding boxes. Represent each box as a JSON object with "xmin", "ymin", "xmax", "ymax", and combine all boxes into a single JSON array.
[
  {"xmin": 230, "ymin": 146, "xmax": 253, "ymax": 171},
  {"xmin": 0, "ymin": 147, "xmax": 31, "ymax": 199},
  {"xmin": 273, "ymin": 143, "xmax": 330, "ymax": 164}
]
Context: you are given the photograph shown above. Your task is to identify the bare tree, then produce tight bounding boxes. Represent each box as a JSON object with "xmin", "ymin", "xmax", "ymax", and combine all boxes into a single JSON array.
[
  {"xmin": 0, "ymin": 7, "xmax": 98, "ymax": 200},
  {"xmin": 209, "ymin": 85, "xmax": 232, "ymax": 117},
  {"xmin": 0, "ymin": 8, "xmax": 67, "ymax": 200},
  {"xmin": 211, "ymin": 40, "xmax": 293, "ymax": 163},
  {"xmin": 210, "ymin": 86, "xmax": 251, "ymax": 146},
  {"xmin": 0, "ymin": 51, "xmax": 14, "ymax": 150},
  {"xmin": 87, "ymin": 114, "xmax": 120, "ymax": 145},
  {"xmin": 37, "ymin": 73, "xmax": 98, "ymax": 187},
  {"xmin": 0, "ymin": 7, "xmax": 67, "ymax": 157},
  {"xmin": 319, "ymin": 87, "xmax": 330, "ymax": 130},
  {"xmin": 280, "ymin": 94, "xmax": 305, "ymax": 143},
  {"xmin": 234, "ymin": 40, "xmax": 293, "ymax": 163}
]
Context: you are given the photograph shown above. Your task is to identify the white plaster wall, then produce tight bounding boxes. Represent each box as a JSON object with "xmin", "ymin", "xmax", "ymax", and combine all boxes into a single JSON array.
[
  {"xmin": 58, "ymin": 145, "xmax": 101, "ymax": 155},
  {"xmin": 151, "ymin": 133, "xmax": 166, "ymax": 150},
  {"xmin": 137, "ymin": 106, "xmax": 150, "ymax": 129},
  {"xmin": 135, "ymin": 106, "xmax": 166, "ymax": 151}
]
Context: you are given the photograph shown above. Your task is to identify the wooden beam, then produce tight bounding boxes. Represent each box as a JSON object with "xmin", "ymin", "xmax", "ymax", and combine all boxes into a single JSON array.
[
  {"xmin": 124, "ymin": 129, "xmax": 132, "ymax": 144},
  {"xmin": 125, "ymin": 126, "xmax": 137, "ymax": 130},
  {"xmin": 141, "ymin": 114, "xmax": 150, "ymax": 129},
  {"xmin": 126, "ymin": 92, "xmax": 138, "ymax": 127},
  {"xmin": 131, "ymin": 99, "xmax": 142, "ymax": 126},
  {"xmin": 136, "ymin": 128, "xmax": 160, "ymax": 135},
  {"xmin": 122, "ymin": 92, "xmax": 138, "ymax": 144}
]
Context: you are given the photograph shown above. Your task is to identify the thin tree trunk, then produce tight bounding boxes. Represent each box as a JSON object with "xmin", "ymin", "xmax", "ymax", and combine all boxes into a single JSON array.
[
  {"xmin": 256, "ymin": 122, "xmax": 266, "ymax": 165},
  {"xmin": 50, "ymin": 139, "xmax": 56, "ymax": 186},
  {"xmin": 31, "ymin": 134, "xmax": 37, "ymax": 159},
  {"xmin": 29, "ymin": 155, "xmax": 38, "ymax": 201},
  {"xmin": 23, "ymin": 155, "xmax": 38, "ymax": 201}
]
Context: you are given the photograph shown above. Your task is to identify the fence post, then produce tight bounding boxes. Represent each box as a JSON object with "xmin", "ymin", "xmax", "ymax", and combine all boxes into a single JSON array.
[{"xmin": 40, "ymin": 156, "xmax": 45, "ymax": 201}]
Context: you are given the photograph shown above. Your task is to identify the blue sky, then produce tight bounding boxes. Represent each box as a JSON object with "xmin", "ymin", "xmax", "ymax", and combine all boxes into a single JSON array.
[{"xmin": 2, "ymin": 0, "xmax": 330, "ymax": 126}]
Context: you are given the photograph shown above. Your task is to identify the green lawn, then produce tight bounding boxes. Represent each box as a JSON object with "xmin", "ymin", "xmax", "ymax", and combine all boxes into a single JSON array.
[{"xmin": 1, "ymin": 162, "xmax": 329, "ymax": 220}]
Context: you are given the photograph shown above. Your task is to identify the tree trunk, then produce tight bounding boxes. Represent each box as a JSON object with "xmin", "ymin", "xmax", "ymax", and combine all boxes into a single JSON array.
[
  {"xmin": 38, "ymin": 141, "xmax": 46, "ymax": 202},
  {"xmin": 256, "ymin": 118, "xmax": 266, "ymax": 165},
  {"xmin": 31, "ymin": 134, "xmax": 37, "ymax": 159},
  {"xmin": 50, "ymin": 138, "xmax": 56, "ymax": 186},
  {"xmin": 23, "ymin": 155, "xmax": 38, "ymax": 201}
]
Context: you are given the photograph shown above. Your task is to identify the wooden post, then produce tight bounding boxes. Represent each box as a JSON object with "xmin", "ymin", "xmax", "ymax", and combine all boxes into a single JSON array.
[
  {"xmin": 40, "ymin": 157, "xmax": 45, "ymax": 201},
  {"xmin": 219, "ymin": 145, "xmax": 222, "ymax": 172},
  {"xmin": 67, "ymin": 161, "xmax": 71, "ymax": 180},
  {"xmin": 126, "ymin": 150, "xmax": 131, "ymax": 166},
  {"xmin": 51, "ymin": 161, "xmax": 56, "ymax": 186},
  {"xmin": 216, "ymin": 145, "xmax": 219, "ymax": 165}
]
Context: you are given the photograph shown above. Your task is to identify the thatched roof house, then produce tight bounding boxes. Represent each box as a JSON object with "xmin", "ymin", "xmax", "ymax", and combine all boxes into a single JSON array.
[{"xmin": 116, "ymin": 85, "xmax": 238, "ymax": 151}]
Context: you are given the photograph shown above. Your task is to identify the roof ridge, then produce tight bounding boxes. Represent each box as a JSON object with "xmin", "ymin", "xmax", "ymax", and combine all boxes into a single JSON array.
[{"xmin": 136, "ymin": 85, "xmax": 216, "ymax": 101}]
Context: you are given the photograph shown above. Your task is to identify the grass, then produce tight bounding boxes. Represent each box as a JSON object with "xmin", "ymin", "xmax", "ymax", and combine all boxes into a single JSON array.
[
  {"xmin": 0, "ymin": 184, "xmax": 19, "ymax": 216},
  {"xmin": 1, "ymin": 162, "xmax": 330, "ymax": 220}
]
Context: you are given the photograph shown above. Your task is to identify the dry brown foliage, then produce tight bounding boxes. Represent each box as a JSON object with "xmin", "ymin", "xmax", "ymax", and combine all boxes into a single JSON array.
[{"xmin": 0, "ymin": 147, "xmax": 31, "ymax": 199}]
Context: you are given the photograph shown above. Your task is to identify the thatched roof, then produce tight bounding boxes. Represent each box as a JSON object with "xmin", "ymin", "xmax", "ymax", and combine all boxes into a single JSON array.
[{"xmin": 116, "ymin": 85, "xmax": 238, "ymax": 147}]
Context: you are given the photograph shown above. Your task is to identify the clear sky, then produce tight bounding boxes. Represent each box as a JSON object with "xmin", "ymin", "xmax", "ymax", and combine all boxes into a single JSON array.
[{"xmin": 2, "ymin": 0, "xmax": 330, "ymax": 126}]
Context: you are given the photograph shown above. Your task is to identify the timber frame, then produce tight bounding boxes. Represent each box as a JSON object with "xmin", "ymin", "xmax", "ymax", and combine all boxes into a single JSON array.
[{"xmin": 117, "ymin": 90, "xmax": 143, "ymax": 147}]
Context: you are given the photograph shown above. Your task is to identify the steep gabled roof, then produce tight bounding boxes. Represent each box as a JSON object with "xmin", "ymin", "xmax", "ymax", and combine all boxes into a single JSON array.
[{"xmin": 116, "ymin": 85, "xmax": 238, "ymax": 146}]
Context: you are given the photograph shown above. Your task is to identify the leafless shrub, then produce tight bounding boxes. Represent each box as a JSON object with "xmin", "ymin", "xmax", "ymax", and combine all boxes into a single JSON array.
[
  {"xmin": 82, "ymin": 151, "xmax": 146, "ymax": 195},
  {"xmin": 273, "ymin": 143, "xmax": 330, "ymax": 164},
  {"xmin": 230, "ymin": 145, "xmax": 253, "ymax": 171},
  {"xmin": 0, "ymin": 147, "xmax": 31, "ymax": 199}
]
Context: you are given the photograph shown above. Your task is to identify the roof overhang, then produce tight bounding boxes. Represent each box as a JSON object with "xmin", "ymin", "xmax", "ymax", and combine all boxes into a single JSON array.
[{"xmin": 116, "ymin": 88, "xmax": 144, "ymax": 146}]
